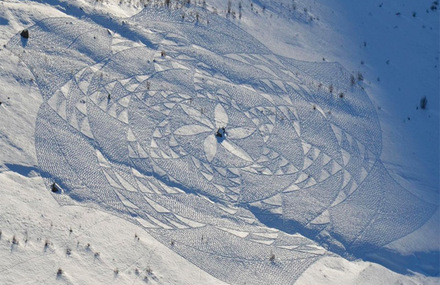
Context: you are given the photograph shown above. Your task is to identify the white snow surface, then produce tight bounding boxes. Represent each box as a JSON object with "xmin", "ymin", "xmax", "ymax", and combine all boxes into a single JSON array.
[{"xmin": 0, "ymin": 0, "xmax": 438, "ymax": 284}]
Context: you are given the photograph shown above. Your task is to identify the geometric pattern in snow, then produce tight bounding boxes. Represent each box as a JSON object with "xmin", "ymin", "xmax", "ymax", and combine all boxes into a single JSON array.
[{"xmin": 7, "ymin": 6, "xmax": 437, "ymax": 284}]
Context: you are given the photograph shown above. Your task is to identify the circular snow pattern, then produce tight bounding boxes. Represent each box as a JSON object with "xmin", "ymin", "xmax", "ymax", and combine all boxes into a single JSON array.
[{"xmin": 7, "ymin": 7, "xmax": 437, "ymax": 284}]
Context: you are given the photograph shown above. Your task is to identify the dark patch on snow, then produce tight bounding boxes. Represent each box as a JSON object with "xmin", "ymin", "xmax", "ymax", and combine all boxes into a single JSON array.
[{"xmin": 5, "ymin": 163, "xmax": 39, "ymax": 177}]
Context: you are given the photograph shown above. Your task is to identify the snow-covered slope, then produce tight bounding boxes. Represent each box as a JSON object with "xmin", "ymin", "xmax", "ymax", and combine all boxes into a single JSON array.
[{"xmin": 0, "ymin": 0, "xmax": 438, "ymax": 284}]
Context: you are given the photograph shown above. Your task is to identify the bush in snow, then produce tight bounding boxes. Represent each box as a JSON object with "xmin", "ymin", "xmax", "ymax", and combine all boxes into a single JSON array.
[
  {"xmin": 51, "ymin": 183, "xmax": 59, "ymax": 193},
  {"xmin": 269, "ymin": 253, "xmax": 275, "ymax": 262},
  {"xmin": 350, "ymin": 74, "xmax": 356, "ymax": 86},
  {"xmin": 12, "ymin": 235, "xmax": 19, "ymax": 245},
  {"xmin": 420, "ymin": 96, "xmax": 427, "ymax": 109},
  {"xmin": 20, "ymin": 29, "xmax": 29, "ymax": 39}
]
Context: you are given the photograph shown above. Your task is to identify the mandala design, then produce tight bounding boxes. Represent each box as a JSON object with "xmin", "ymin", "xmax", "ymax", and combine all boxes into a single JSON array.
[{"xmin": 6, "ymin": 6, "xmax": 437, "ymax": 284}]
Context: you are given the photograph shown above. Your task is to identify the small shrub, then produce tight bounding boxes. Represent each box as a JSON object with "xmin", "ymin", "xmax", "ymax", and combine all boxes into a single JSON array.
[
  {"xmin": 350, "ymin": 74, "xmax": 356, "ymax": 86},
  {"xmin": 269, "ymin": 253, "xmax": 275, "ymax": 262},
  {"xmin": 20, "ymin": 29, "xmax": 29, "ymax": 39},
  {"xmin": 12, "ymin": 235, "xmax": 19, "ymax": 245},
  {"xmin": 420, "ymin": 96, "xmax": 427, "ymax": 109},
  {"xmin": 329, "ymin": 84, "xmax": 333, "ymax": 93},
  {"xmin": 51, "ymin": 183, "xmax": 59, "ymax": 193}
]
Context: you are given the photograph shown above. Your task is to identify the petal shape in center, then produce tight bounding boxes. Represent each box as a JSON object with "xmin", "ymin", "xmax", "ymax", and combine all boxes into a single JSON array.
[
  {"xmin": 228, "ymin": 127, "xmax": 256, "ymax": 139},
  {"xmin": 222, "ymin": 140, "xmax": 253, "ymax": 162},
  {"xmin": 204, "ymin": 135, "xmax": 217, "ymax": 162},
  {"xmin": 175, "ymin": 124, "xmax": 211, "ymax": 136},
  {"xmin": 215, "ymin": 104, "xmax": 229, "ymax": 128}
]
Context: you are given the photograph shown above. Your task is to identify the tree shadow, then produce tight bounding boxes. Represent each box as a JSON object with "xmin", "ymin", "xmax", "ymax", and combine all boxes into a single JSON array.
[
  {"xmin": 20, "ymin": 29, "xmax": 29, "ymax": 47},
  {"xmin": 5, "ymin": 163, "xmax": 39, "ymax": 176},
  {"xmin": 21, "ymin": 37, "xmax": 28, "ymax": 47}
]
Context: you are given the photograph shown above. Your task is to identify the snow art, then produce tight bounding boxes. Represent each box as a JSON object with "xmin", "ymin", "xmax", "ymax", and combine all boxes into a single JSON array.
[{"xmin": 7, "ymin": 7, "xmax": 436, "ymax": 284}]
